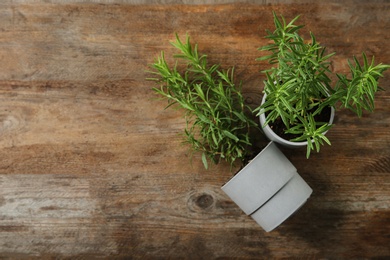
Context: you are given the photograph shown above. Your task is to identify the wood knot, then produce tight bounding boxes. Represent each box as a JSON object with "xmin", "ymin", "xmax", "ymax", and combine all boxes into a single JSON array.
[
  {"xmin": 195, "ymin": 194, "xmax": 214, "ymax": 209},
  {"xmin": 245, "ymin": 96, "xmax": 253, "ymax": 104},
  {"xmin": 187, "ymin": 190, "xmax": 217, "ymax": 213}
]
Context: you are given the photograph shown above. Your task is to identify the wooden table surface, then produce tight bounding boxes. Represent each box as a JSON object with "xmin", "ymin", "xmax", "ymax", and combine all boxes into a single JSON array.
[{"xmin": 0, "ymin": 1, "xmax": 389, "ymax": 259}]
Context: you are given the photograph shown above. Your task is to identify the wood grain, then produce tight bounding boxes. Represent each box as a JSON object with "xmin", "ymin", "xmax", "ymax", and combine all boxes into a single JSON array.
[{"xmin": 0, "ymin": 1, "xmax": 389, "ymax": 259}]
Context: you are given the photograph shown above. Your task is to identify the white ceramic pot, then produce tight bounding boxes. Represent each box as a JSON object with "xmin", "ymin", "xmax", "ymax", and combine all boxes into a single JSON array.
[
  {"xmin": 259, "ymin": 93, "xmax": 335, "ymax": 148},
  {"xmin": 221, "ymin": 141, "xmax": 312, "ymax": 232}
]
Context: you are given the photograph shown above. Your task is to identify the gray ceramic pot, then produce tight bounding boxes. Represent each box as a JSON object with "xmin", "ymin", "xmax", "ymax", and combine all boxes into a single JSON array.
[{"xmin": 221, "ymin": 142, "xmax": 312, "ymax": 232}]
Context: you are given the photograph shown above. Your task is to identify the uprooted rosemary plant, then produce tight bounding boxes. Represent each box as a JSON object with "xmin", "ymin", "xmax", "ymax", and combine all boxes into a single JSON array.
[
  {"xmin": 149, "ymin": 34, "xmax": 258, "ymax": 169},
  {"xmin": 255, "ymin": 12, "xmax": 390, "ymax": 158}
]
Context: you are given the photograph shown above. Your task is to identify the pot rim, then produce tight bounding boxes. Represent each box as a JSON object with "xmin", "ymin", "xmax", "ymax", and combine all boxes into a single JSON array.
[{"xmin": 221, "ymin": 141, "xmax": 290, "ymax": 187}]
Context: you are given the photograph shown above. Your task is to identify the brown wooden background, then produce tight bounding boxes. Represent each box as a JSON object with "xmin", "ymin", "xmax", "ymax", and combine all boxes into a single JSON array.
[{"xmin": 0, "ymin": 1, "xmax": 389, "ymax": 259}]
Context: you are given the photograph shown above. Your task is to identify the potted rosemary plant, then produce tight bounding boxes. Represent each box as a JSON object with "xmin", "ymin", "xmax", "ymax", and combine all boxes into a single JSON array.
[
  {"xmin": 149, "ymin": 34, "xmax": 313, "ymax": 232},
  {"xmin": 256, "ymin": 12, "xmax": 390, "ymax": 158}
]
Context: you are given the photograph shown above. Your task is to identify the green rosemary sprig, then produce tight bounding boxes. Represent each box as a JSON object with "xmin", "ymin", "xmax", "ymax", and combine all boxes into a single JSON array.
[
  {"xmin": 256, "ymin": 12, "xmax": 389, "ymax": 158},
  {"xmin": 149, "ymin": 34, "xmax": 258, "ymax": 169}
]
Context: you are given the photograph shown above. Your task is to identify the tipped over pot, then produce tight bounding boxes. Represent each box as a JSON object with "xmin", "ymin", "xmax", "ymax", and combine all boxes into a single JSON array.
[{"xmin": 221, "ymin": 142, "xmax": 312, "ymax": 232}]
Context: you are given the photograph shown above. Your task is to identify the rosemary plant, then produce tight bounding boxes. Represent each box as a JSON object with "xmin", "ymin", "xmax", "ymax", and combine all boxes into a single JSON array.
[
  {"xmin": 149, "ymin": 34, "xmax": 258, "ymax": 169},
  {"xmin": 256, "ymin": 12, "xmax": 390, "ymax": 157}
]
